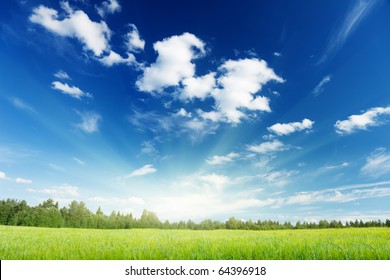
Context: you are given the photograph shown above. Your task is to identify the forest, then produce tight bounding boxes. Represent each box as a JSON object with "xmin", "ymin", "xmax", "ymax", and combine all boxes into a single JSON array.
[{"xmin": 1, "ymin": 198, "xmax": 389, "ymax": 230}]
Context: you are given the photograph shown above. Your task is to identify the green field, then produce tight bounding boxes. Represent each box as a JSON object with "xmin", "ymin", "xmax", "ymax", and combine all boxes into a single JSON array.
[{"xmin": 0, "ymin": 226, "xmax": 389, "ymax": 260}]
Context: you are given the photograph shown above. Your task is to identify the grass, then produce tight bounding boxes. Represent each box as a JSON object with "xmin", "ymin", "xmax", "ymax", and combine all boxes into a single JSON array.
[{"xmin": 0, "ymin": 226, "xmax": 389, "ymax": 260}]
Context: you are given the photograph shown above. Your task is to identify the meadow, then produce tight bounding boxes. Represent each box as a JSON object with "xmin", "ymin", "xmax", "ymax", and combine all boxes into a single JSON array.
[{"xmin": 0, "ymin": 226, "xmax": 389, "ymax": 260}]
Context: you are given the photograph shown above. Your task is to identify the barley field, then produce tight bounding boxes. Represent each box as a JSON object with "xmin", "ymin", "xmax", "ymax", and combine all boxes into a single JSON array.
[{"xmin": 0, "ymin": 226, "xmax": 389, "ymax": 260}]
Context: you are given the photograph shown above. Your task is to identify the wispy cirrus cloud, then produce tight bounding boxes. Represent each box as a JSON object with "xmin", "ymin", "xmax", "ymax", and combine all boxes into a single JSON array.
[
  {"xmin": 73, "ymin": 157, "xmax": 85, "ymax": 165},
  {"xmin": 319, "ymin": 0, "xmax": 378, "ymax": 63},
  {"xmin": 9, "ymin": 97, "xmax": 37, "ymax": 114},
  {"xmin": 125, "ymin": 164, "xmax": 157, "ymax": 178},
  {"xmin": 76, "ymin": 111, "xmax": 102, "ymax": 133},
  {"xmin": 335, "ymin": 106, "xmax": 390, "ymax": 135},
  {"xmin": 53, "ymin": 70, "xmax": 70, "ymax": 80},
  {"xmin": 285, "ymin": 181, "xmax": 390, "ymax": 205},
  {"xmin": 361, "ymin": 148, "xmax": 390, "ymax": 178},
  {"xmin": 312, "ymin": 75, "xmax": 331, "ymax": 96}
]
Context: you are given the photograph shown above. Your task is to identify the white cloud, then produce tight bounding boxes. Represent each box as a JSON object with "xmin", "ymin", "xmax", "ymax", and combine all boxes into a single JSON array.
[
  {"xmin": 96, "ymin": 0, "xmax": 121, "ymax": 18},
  {"xmin": 27, "ymin": 184, "xmax": 80, "ymax": 197},
  {"xmin": 197, "ymin": 110, "xmax": 222, "ymax": 123},
  {"xmin": 52, "ymin": 81, "xmax": 92, "ymax": 99},
  {"xmin": 319, "ymin": 0, "xmax": 378, "ymax": 63},
  {"xmin": 312, "ymin": 75, "xmax": 331, "ymax": 96},
  {"xmin": 136, "ymin": 32, "xmax": 205, "ymax": 92},
  {"xmin": 49, "ymin": 163, "xmax": 66, "ymax": 172},
  {"xmin": 0, "ymin": 171, "xmax": 6, "ymax": 179},
  {"xmin": 181, "ymin": 117, "xmax": 219, "ymax": 142},
  {"xmin": 124, "ymin": 24, "xmax": 145, "ymax": 52},
  {"xmin": 285, "ymin": 184, "xmax": 390, "ymax": 205},
  {"xmin": 128, "ymin": 107, "xmax": 219, "ymax": 142},
  {"xmin": 181, "ymin": 72, "xmax": 216, "ymax": 100},
  {"xmin": 268, "ymin": 118, "xmax": 314, "ymax": 136},
  {"xmin": 273, "ymin": 52, "xmax": 281, "ymax": 57},
  {"xmin": 208, "ymin": 58, "xmax": 284, "ymax": 123},
  {"xmin": 317, "ymin": 162, "xmax": 350, "ymax": 173},
  {"xmin": 76, "ymin": 111, "xmax": 102, "ymax": 133},
  {"xmin": 125, "ymin": 164, "xmax": 157, "ymax": 178},
  {"xmin": 247, "ymin": 140, "xmax": 287, "ymax": 154},
  {"xmin": 30, "ymin": 5, "xmax": 111, "ymax": 56},
  {"xmin": 140, "ymin": 141, "xmax": 158, "ymax": 156},
  {"xmin": 335, "ymin": 106, "xmax": 390, "ymax": 135},
  {"xmin": 361, "ymin": 148, "xmax": 390, "ymax": 178},
  {"xmin": 9, "ymin": 97, "xmax": 37, "ymax": 114},
  {"xmin": 73, "ymin": 157, "xmax": 85, "ymax": 165},
  {"xmin": 261, "ymin": 170, "xmax": 298, "ymax": 188},
  {"xmin": 54, "ymin": 70, "xmax": 70, "ymax": 80},
  {"xmin": 199, "ymin": 173, "xmax": 230, "ymax": 192},
  {"xmin": 99, "ymin": 50, "xmax": 136, "ymax": 67},
  {"xmin": 174, "ymin": 108, "xmax": 192, "ymax": 118},
  {"xmin": 16, "ymin": 178, "xmax": 32, "ymax": 184},
  {"xmin": 206, "ymin": 152, "xmax": 239, "ymax": 165}
]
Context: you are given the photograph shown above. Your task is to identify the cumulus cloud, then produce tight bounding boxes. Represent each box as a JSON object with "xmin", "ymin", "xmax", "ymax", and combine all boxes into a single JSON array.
[
  {"xmin": 247, "ymin": 140, "xmax": 287, "ymax": 154},
  {"xmin": 125, "ymin": 164, "xmax": 157, "ymax": 178},
  {"xmin": 96, "ymin": 0, "xmax": 121, "ymax": 18},
  {"xmin": 30, "ymin": 4, "xmax": 111, "ymax": 56},
  {"xmin": 136, "ymin": 32, "xmax": 205, "ymax": 92},
  {"xmin": 207, "ymin": 58, "xmax": 284, "ymax": 123},
  {"xmin": 181, "ymin": 72, "xmax": 216, "ymax": 100},
  {"xmin": 206, "ymin": 152, "xmax": 239, "ymax": 165},
  {"xmin": 99, "ymin": 50, "xmax": 137, "ymax": 67},
  {"xmin": 268, "ymin": 118, "xmax": 314, "ymax": 136},
  {"xmin": 16, "ymin": 178, "xmax": 33, "ymax": 184},
  {"xmin": 312, "ymin": 75, "xmax": 331, "ymax": 96},
  {"xmin": 0, "ymin": 171, "xmax": 6, "ymax": 180},
  {"xmin": 174, "ymin": 108, "xmax": 192, "ymax": 118},
  {"xmin": 125, "ymin": 24, "xmax": 145, "ymax": 52},
  {"xmin": 54, "ymin": 70, "xmax": 71, "ymax": 80},
  {"xmin": 335, "ymin": 106, "xmax": 390, "ymax": 135},
  {"xmin": 76, "ymin": 111, "xmax": 102, "ymax": 133},
  {"xmin": 361, "ymin": 148, "xmax": 390, "ymax": 178},
  {"xmin": 52, "ymin": 81, "xmax": 92, "ymax": 99}
]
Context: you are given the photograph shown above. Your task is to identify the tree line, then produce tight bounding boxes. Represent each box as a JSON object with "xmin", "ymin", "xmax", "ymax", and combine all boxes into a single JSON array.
[{"xmin": 1, "ymin": 198, "xmax": 390, "ymax": 230}]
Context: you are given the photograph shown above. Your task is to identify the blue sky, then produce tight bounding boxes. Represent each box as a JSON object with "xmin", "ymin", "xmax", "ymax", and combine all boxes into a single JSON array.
[{"xmin": 1, "ymin": 0, "xmax": 390, "ymax": 222}]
